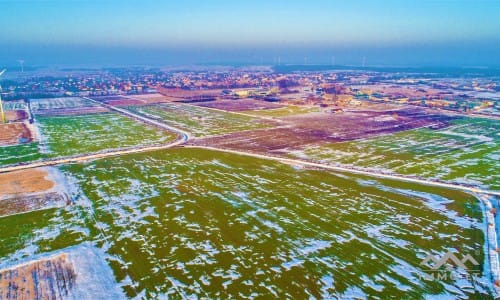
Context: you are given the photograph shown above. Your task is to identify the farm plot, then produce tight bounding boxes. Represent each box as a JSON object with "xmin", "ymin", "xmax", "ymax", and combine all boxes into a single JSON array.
[
  {"xmin": 0, "ymin": 142, "xmax": 43, "ymax": 166},
  {"xmin": 93, "ymin": 95, "xmax": 145, "ymax": 106},
  {"xmin": 36, "ymin": 112, "xmax": 176, "ymax": 157},
  {"xmin": 242, "ymin": 105, "xmax": 320, "ymax": 117},
  {"xmin": 93, "ymin": 93, "xmax": 171, "ymax": 106},
  {"xmin": 127, "ymin": 103, "xmax": 275, "ymax": 137},
  {"xmin": 0, "ymin": 244, "xmax": 125, "ymax": 300},
  {"xmin": 3, "ymin": 100, "xmax": 28, "ymax": 122},
  {"xmin": 59, "ymin": 148, "xmax": 488, "ymax": 299},
  {"xmin": 192, "ymin": 106, "xmax": 455, "ymax": 152},
  {"xmin": 30, "ymin": 97, "xmax": 109, "ymax": 116},
  {"xmin": 128, "ymin": 93, "xmax": 171, "ymax": 104},
  {"xmin": 4, "ymin": 110, "xmax": 29, "ymax": 122},
  {"xmin": 193, "ymin": 99, "xmax": 284, "ymax": 112},
  {"xmin": 0, "ymin": 167, "xmax": 69, "ymax": 217},
  {"xmin": 2, "ymin": 100, "xmax": 26, "ymax": 111},
  {"xmin": 280, "ymin": 106, "xmax": 454, "ymax": 138},
  {"xmin": 291, "ymin": 117, "xmax": 500, "ymax": 189},
  {"xmin": 0, "ymin": 122, "xmax": 32, "ymax": 146}
]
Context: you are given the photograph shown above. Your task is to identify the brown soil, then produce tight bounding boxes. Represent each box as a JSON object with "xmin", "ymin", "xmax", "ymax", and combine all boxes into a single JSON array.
[
  {"xmin": 191, "ymin": 126, "xmax": 331, "ymax": 152},
  {"xmin": 281, "ymin": 106, "xmax": 453, "ymax": 136},
  {"xmin": 94, "ymin": 94, "xmax": 172, "ymax": 106},
  {"xmin": 105, "ymin": 99, "xmax": 145, "ymax": 106},
  {"xmin": 191, "ymin": 106, "xmax": 456, "ymax": 153},
  {"xmin": 0, "ymin": 122, "xmax": 32, "ymax": 146},
  {"xmin": 129, "ymin": 94, "xmax": 171, "ymax": 104},
  {"xmin": 193, "ymin": 99, "xmax": 283, "ymax": 111},
  {"xmin": 0, "ymin": 168, "xmax": 54, "ymax": 198},
  {"xmin": 0, "ymin": 254, "xmax": 76, "ymax": 300},
  {"xmin": 0, "ymin": 192, "xmax": 68, "ymax": 217},
  {"xmin": 4, "ymin": 110, "xmax": 28, "ymax": 122},
  {"xmin": 158, "ymin": 87, "xmax": 223, "ymax": 100}
]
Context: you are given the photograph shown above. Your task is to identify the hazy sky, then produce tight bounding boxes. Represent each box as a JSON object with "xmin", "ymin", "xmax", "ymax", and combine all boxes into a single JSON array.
[{"xmin": 1, "ymin": 0, "xmax": 499, "ymax": 66}]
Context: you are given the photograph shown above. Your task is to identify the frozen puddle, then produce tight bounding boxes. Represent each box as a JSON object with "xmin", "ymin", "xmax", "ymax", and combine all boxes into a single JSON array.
[{"xmin": 0, "ymin": 243, "xmax": 125, "ymax": 300}]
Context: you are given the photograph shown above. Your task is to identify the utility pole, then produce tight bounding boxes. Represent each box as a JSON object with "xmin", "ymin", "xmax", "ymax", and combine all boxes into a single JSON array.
[{"xmin": 0, "ymin": 69, "xmax": 6, "ymax": 124}]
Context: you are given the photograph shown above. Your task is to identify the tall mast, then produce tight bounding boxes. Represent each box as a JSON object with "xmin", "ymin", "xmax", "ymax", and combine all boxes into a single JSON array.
[{"xmin": 0, "ymin": 69, "xmax": 6, "ymax": 124}]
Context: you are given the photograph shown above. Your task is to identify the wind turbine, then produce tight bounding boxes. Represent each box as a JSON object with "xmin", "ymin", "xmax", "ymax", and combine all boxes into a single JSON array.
[
  {"xmin": 18, "ymin": 60, "xmax": 24, "ymax": 73},
  {"xmin": 0, "ymin": 69, "xmax": 6, "ymax": 124}
]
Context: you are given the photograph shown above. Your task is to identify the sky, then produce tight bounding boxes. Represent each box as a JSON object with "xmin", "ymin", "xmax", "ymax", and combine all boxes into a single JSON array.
[{"xmin": 0, "ymin": 0, "xmax": 499, "ymax": 67}]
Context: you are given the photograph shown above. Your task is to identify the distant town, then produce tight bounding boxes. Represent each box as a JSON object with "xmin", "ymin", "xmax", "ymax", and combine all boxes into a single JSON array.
[{"xmin": 2, "ymin": 66, "xmax": 499, "ymax": 117}]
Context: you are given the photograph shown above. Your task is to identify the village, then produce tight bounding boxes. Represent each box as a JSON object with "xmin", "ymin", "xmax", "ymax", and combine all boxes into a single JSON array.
[{"xmin": 1, "ymin": 67, "xmax": 498, "ymax": 117}]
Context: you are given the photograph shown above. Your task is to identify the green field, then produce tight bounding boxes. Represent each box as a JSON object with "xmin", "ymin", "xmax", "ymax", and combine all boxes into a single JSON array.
[
  {"xmin": 0, "ymin": 148, "xmax": 487, "ymax": 298},
  {"xmin": 37, "ymin": 112, "xmax": 175, "ymax": 157},
  {"xmin": 127, "ymin": 103, "xmax": 273, "ymax": 137},
  {"xmin": 291, "ymin": 117, "xmax": 500, "ymax": 190},
  {"xmin": 0, "ymin": 142, "xmax": 44, "ymax": 166},
  {"xmin": 242, "ymin": 105, "xmax": 320, "ymax": 117},
  {"xmin": 0, "ymin": 112, "xmax": 175, "ymax": 167}
]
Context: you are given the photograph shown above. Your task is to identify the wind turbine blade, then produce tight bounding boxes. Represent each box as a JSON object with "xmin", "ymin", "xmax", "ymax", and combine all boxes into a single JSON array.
[{"xmin": 0, "ymin": 69, "xmax": 6, "ymax": 76}]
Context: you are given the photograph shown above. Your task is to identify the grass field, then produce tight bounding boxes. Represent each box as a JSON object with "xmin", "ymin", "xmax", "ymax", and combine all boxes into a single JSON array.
[
  {"xmin": 0, "ymin": 142, "xmax": 43, "ymax": 166},
  {"xmin": 15, "ymin": 148, "xmax": 481, "ymax": 299},
  {"xmin": 291, "ymin": 117, "xmax": 500, "ymax": 190},
  {"xmin": 0, "ymin": 109, "xmax": 495, "ymax": 298},
  {"xmin": 37, "ymin": 112, "xmax": 175, "ymax": 157},
  {"xmin": 127, "ymin": 103, "xmax": 273, "ymax": 137},
  {"xmin": 0, "ymin": 111, "xmax": 176, "ymax": 167}
]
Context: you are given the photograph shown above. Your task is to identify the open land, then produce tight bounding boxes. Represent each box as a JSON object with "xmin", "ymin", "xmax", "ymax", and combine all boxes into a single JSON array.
[
  {"xmin": 0, "ymin": 167, "xmax": 69, "ymax": 217},
  {"xmin": 4, "ymin": 110, "xmax": 28, "ymax": 122},
  {"xmin": 191, "ymin": 105, "xmax": 455, "ymax": 152},
  {"xmin": 0, "ymin": 252, "xmax": 76, "ymax": 299},
  {"xmin": 36, "ymin": 112, "xmax": 176, "ymax": 157},
  {"xmin": 30, "ymin": 97, "xmax": 110, "ymax": 116},
  {"xmin": 0, "ymin": 68, "xmax": 498, "ymax": 299},
  {"xmin": 0, "ymin": 143, "xmax": 43, "ymax": 166},
  {"xmin": 0, "ymin": 168, "xmax": 54, "ymax": 197},
  {"xmin": 289, "ymin": 117, "xmax": 500, "ymax": 190},
  {"xmin": 0, "ymin": 146, "xmax": 492, "ymax": 298},
  {"xmin": 242, "ymin": 105, "xmax": 320, "ymax": 117},
  {"xmin": 2, "ymin": 101, "xmax": 26, "ymax": 111},
  {"xmin": 0, "ymin": 122, "xmax": 33, "ymax": 146},
  {"xmin": 190, "ymin": 104, "xmax": 497, "ymax": 190},
  {"xmin": 93, "ymin": 93, "xmax": 172, "ymax": 106},
  {"xmin": 57, "ymin": 148, "xmax": 488, "ymax": 298},
  {"xmin": 0, "ymin": 244, "xmax": 125, "ymax": 300},
  {"xmin": 193, "ymin": 99, "xmax": 284, "ymax": 111},
  {"xmin": 0, "ymin": 104, "xmax": 177, "ymax": 167},
  {"xmin": 127, "ymin": 103, "xmax": 275, "ymax": 137}
]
